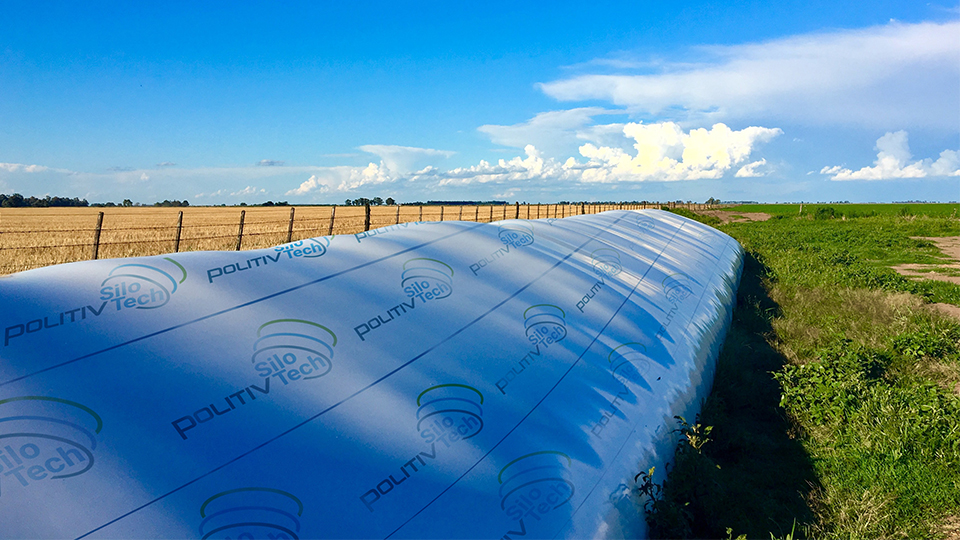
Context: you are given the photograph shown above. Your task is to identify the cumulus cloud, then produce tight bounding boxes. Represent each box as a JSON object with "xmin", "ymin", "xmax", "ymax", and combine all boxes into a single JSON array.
[
  {"xmin": 231, "ymin": 186, "xmax": 266, "ymax": 196},
  {"xmin": 156, "ymin": 162, "xmax": 176, "ymax": 167},
  {"xmin": 257, "ymin": 159, "xmax": 285, "ymax": 166},
  {"xmin": 574, "ymin": 122, "xmax": 781, "ymax": 182},
  {"xmin": 0, "ymin": 163, "xmax": 50, "ymax": 173},
  {"xmin": 403, "ymin": 121, "xmax": 780, "ymax": 187},
  {"xmin": 539, "ymin": 21, "xmax": 960, "ymax": 128},
  {"xmin": 735, "ymin": 159, "xmax": 769, "ymax": 178},
  {"xmin": 822, "ymin": 131, "xmax": 960, "ymax": 180},
  {"xmin": 358, "ymin": 145, "xmax": 455, "ymax": 174},
  {"xmin": 285, "ymin": 163, "xmax": 396, "ymax": 195}
]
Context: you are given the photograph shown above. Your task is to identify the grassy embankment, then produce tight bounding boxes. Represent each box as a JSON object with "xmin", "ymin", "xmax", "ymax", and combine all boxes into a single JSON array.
[{"xmin": 644, "ymin": 205, "xmax": 960, "ymax": 539}]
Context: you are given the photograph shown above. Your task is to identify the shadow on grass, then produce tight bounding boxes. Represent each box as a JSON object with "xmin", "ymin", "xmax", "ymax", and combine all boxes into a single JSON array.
[{"xmin": 648, "ymin": 252, "xmax": 820, "ymax": 539}]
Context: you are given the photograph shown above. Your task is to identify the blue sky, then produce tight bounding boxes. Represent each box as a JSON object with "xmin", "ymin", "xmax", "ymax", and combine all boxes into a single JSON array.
[{"xmin": 1, "ymin": 1, "xmax": 958, "ymax": 204}]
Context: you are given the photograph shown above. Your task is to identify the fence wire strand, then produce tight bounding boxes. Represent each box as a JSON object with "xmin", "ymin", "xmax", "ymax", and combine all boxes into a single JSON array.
[{"xmin": 0, "ymin": 203, "xmax": 718, "ymax": 274}]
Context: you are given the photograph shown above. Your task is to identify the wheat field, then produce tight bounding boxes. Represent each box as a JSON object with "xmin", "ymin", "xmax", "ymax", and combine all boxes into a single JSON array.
[{"xmin": 0, "ymin": 204, "xmax": 633, "ymax": 275}]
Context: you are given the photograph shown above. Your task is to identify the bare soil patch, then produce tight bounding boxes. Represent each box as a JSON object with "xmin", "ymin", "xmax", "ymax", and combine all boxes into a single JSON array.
[
  {"xmin": 698, "ymin": 209, "xmax": 771, "ymax": 224},
  {"xmin": 928, "ymin": 302, "xmax": 960, "ymax": 322},
  {"xmin": 891, "ymin": 236, "xmax": 960, "ymax": 285}
]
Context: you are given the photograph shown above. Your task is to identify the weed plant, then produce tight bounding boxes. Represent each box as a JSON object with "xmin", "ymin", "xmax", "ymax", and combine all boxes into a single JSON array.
[{"xmin": 643, "ymin": 211, "xmax": 960, "ymax": 539}]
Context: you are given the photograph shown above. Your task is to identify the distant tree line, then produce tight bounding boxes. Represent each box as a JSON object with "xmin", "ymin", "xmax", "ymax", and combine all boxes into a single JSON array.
[
  {"xmin": 90, "ymin": 199, "xmax": 190, "ymax": 207},
  {"xmin": 0, "ymin": 193, "xmax": 89, "ymax": 207},
  {"xmin": 344, "ymin": 197, "xmax": 395, "ymax": 206}
]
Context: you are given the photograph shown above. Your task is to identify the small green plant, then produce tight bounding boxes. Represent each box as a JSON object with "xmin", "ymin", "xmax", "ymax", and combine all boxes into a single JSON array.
[{"xmin": 814, "ymin": 206, "xmax": 836, "ymax": 220}]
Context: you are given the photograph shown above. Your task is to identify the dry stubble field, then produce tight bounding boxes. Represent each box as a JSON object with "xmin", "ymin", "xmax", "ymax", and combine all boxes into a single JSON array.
[{"xmin": 0, "ymin": 204, "xmax": 615, "ymax": 275}]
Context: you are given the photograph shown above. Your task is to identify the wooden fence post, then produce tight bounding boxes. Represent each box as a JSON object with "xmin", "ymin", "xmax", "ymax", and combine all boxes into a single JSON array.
[
  {"xmin": 286, "ymin": 207, "xmax": 296, "ymax": 243},
  {"xmin": 515, "ymin": 202, "xmax": 519, "ymax": 219},
  {"xmin": 364, "ymin": 204, "xmax": 371, "ymax": 231},
  {"xmin": 235, "ymin": 210, "xmax": 245, "ymax": 251},
  {"xmin": 174, "ymin": 211, "xmax": 183, "ymax": 253},
  {"xmin": 474, "ymin": 205, "xmax": 479, "ymax": 222},
  {"xmin": 489, "ymin": 205, "xmax": 493, "ymax": 222},
  {"xmin": 91, "ymin": 211, "xmax": 104, "ymax": 260},
  {"xmin": 327, "ymin": 206, "xmax": 336, "ymax": 236},
  {"xmin": 526, "ymin": 205, "xmax": 530, "ymax": 219},
  {"xmin": 440, "ymin": 206, "xmax": 444, "ymax": 221},
  {"xmin": 419, "ymin": 206, "xmax": 423, "ymax": 221},
  {"xmin": 458, "ymin": 206, "xmax": 463, "ymax": 220},
  {"xmin": 396, "ymin": 205, "xmax": 401, "ymax": 224}
]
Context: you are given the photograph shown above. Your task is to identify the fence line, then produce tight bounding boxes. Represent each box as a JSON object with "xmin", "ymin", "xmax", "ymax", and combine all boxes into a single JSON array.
[{"xmin": 0, "ymin": 202, "xmax": 727, "ymax": 275}]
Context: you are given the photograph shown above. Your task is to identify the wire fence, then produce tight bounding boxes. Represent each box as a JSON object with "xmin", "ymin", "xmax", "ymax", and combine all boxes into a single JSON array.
[{"xmin": 0, "ymin": 202, "xmax": 725, "ymax": 275}]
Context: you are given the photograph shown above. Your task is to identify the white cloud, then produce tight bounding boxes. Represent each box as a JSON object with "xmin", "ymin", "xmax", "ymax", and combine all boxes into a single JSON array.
[
  {"xmin": 575, "ymin": 122, "xmax": 781, "ymax": 182},
  {"xmin": 358, "ymin": 145, "xmax": 455, "ymax": 174},
  {"xmin": 0, "ymin": 163, "xmax": 50, "ymax": 173},
  {"xmin": 288, "ymin": 175, "xmax": 327, "ymax": 196},
  {"xmin": 478, "ymin": 107, "xmax": 626, "ymax": 157},
  {"xmin": 735, "ymin": 159, "xmax": 769, "ymax": 178},
  {"xmin": 157, "ymin": 161, "xmax": 176, "ymax": 167},
  {"xmin": 539, "ymin": 21, "xmax": 960, "ymax": 128},
  {"xmin": 822, "ymin": 130, "xmax": 960, "ymax": 180},
  {"xmin": 231, "ymin": 186, "xmax": 266, "ymax": 196},
  {"xmin": 257, "ymin": 160, "xmax": 285, "ymax": 167}
]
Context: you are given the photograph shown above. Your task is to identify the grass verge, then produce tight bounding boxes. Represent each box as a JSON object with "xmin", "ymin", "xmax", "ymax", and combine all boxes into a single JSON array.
[{"xmin": 642, "ymin": 212, "xmax": 960, "ymax": 539}]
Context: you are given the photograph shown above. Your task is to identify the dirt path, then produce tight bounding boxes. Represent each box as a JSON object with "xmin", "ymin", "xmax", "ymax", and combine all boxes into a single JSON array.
[
  {"xmin": 891, "ymin": 237, "xmax": 960, "ymax": 286},
  {"xmin": 697, "ymin": 210, "xmax": 771, "ymax": 224}
]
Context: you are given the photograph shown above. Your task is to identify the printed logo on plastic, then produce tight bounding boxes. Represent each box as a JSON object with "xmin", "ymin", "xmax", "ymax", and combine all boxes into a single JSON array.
[
  {"xmin": 99, "ymin": 257, "xmax": 187, "ymax": 310},
  {"xmin": 636, "ymin": 216, "xmax": 657, "ymax": 232},
  {"xmin": 359, "ymin": 383, "xmax": 484, "ymax": 513},
  {"xmin": 497, "ymin": 222, "xmax": 535, "ymax": 248},
  {"xmin": 0, "ymin": 396, "xmax": 102, "ymax": 495},
  {"xmin": 275, "ymin": 237, "xmax": 329, "ymax": 259},
  {"xmin": 402, "ymin": 258, "xmax": 454, "ymax": 301},
  {"xmin": 253, "ymin": 319, "xmax": 337, "ymax": 385},
  {"xmin": 498, "ymin": 451, "xmax": 575, "ymax": 522},
  {"xmin": 199, "ymin": 487, "xmax": 304, "ymax": 540},
  {"xmin": 608, "ymin": 343, "xmax": 653, "ymax": 389},
  {"xmin": 417, "ymin": 384, "xmax": 484, "ymax": 442},
  {"xmin": 662, "ymin": 273, "xmax": 694, "ymax": 303},
  {"xmin": 523, "ymin": 304, "xmax": 567, "ymax": 347},
  {"xmin": 590, "ymin": 248, "xmax": 622, "ymax": 278}
]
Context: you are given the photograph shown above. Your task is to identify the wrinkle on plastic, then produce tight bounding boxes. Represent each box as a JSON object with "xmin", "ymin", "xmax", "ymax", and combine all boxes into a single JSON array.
[{"xmin": 0, "ymin": 210, "xmax": 743, "ymax": 539}]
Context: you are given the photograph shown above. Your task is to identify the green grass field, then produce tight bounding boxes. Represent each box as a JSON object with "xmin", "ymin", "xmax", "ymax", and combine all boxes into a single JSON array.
[
  {"xmin": 734, "ymin": 203, "xmax": 959, "ymax": 218},
  {"xmin": 643, "ymin": 205, "xmax": 960, "ymax": 539}
]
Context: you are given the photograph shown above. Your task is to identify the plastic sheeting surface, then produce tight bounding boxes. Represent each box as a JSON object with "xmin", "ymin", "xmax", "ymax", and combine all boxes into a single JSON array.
[{"xmin": 0, "ymin": 209, "xmax": 742, "ymax": 539}]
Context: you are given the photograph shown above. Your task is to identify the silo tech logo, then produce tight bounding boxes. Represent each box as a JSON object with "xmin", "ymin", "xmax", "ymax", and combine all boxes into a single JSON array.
[
  {"xmin": 253, "ymin": 319, "xmax": 337, "ymax": 385},
  {"xmin": 608, "ymin": 343, "xmax": 652, "ymax": 389},
  {"xmin": 4, "ymin": 257, "xmax": 186, "ymax": 347},
  {"xmin": 417, "ymin": 383, "xmax": 483, "ymax": 443},
  {"xmin": 523, "ymin": 304, "xmax": 567, "ymax": 347},
  {"xmin": 99, "ymin": 258, "xmax": 187, "ymax": 310},
  {"xmin": 590, "ymin": 248, "xmax": 622, "ymax": 278},
  {"xmin": 657, "ymin": 273, "xmax": 697, "ymax": 339},
  {"xmin": 592, "ymin": 343, "xmax": 653, "ymax": 438},
  {"xmin": 496, "ymin": 306, "xmax": 567, "ymax": 394},
  {"xmin": 0, "ymin": 396, "xmax": 102, "ymax": 496},
  {"xmin": 497, "ymin": 451, "xmax": 574, "ymax": 532},
  {"xmin": 401, "ymin": 258, "xmax": 453, "ymax": 302},
  {"xmin": 360, "ymin": 384, "xmax": 484, "ymax": 513},
  {"xmin": 636, "ymin": 216, "xmax": 657, "ymax": 232},
  {"xmin": 199, "ymin": 487, "xmax": 304, "ymax": 539},
  {"xmin": 354, "ymin": 258, "xmax": 454, "ymax": 341},
  {"xmin": 498, "ymin": 223, "xmax": 534, "ymax": 248},
  {"xmin": 662, "ymin": 273, "xmax": 694, "ymax": 304}
]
